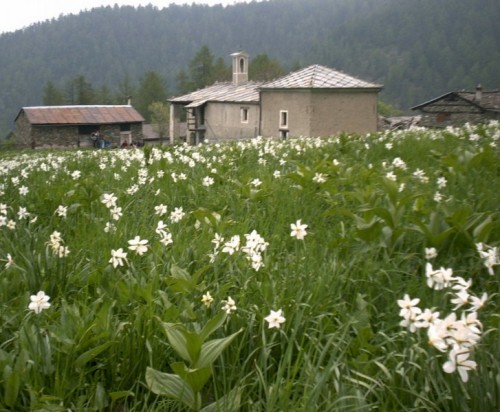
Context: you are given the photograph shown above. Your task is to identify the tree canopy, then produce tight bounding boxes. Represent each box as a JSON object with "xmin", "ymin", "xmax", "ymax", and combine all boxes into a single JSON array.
[{"xmin": 0, "ymin": 0, "xmax": 498, "ymax": 137}]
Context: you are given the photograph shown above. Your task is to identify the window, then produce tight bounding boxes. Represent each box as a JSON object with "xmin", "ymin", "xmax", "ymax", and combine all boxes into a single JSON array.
[
  {"xmin": 239, "ymin": 57, "xmax": 245, "ymax": 73},
  {"xmin": 279, "ymin": 110, "xmax": 289, "ymax": 129},
  {"xmin": 241, "ymin": 107, "xmax": 249, "ymax": 123},
  {"xmin": 436, "ymin": 113, "xmax": 450, "ymax": 123},
  {"xmin": 120, "ymin": 123, "xmax": 131, "ymax": 132}
]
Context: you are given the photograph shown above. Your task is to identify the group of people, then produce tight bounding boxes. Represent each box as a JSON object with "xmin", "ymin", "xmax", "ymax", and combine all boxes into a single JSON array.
[
  {"xmin": 90, "ymin": 130, "xmax": 111, "ymax": 149},
  {"xmin": 91, "ymin": 130, "xmax": 143, "ymax": 149}
]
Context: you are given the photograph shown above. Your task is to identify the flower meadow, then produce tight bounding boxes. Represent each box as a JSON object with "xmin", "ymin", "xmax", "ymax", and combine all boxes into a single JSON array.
[{"xmin": 1, "ymin": 122, "xmax": 499, "ymax": 411}]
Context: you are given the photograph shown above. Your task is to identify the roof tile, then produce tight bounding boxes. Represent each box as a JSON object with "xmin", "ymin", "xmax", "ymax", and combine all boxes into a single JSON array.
[{"xmin": 260, "ymin": 65, "xmax": 382, "ymax": 89}]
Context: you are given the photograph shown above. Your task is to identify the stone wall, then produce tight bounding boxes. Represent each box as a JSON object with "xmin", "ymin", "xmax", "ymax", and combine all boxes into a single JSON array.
[{"xmin": 418, "ymin": 111, "xmax": 499, "ymax": 128}]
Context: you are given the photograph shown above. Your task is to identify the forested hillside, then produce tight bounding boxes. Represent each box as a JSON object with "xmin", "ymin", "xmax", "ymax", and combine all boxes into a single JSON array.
[{"xmin": 0, "ymin": 0, "xmax": 499, "ymax": 138}]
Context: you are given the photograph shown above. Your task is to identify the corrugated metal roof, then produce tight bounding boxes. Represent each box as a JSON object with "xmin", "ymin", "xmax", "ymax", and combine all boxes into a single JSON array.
[
  {"xmin": 169, "ymin": 81, "xmax": 262, "ymax": 106},
  {"xmin": 260, "ymin": 65, "xmax": 382, "ymax": 89},
  {"xmin": 20, "ymin": 105, "xmax": 144, "ymax": 125}
]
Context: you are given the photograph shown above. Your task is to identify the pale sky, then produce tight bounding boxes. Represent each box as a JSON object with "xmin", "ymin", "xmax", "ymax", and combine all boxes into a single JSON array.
[{"xmin": 0, "ymin": 0, "xmax": 250, "ymax": 34}]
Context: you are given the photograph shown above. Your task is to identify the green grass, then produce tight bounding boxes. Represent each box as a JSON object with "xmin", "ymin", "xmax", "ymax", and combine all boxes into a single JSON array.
[{"xmin": 1, "ymin": 122, "xmax": 499, "ymax": 411}]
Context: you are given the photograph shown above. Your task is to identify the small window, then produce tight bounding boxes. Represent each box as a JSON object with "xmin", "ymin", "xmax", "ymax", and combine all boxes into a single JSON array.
[
  {"xmin": 239, "ymin": 57, "xmax": 245, "ymax": 73},
  {"xmin": 436, "ymin": 113, "xmax": 450, "ymax": 123},
  {"xmin": 241, "ymin": 107, "xmax": 249, "ymax": 123},
  {"xmin": 279, "ymin": 110, "xmax": 289, "ymax": 129},
  {"xmin": 120, "ymin": 123, "xmax": 131, "ymax": 132}
]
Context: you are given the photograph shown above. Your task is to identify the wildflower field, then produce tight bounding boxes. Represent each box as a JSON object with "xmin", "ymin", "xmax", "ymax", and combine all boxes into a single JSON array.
[{"xmin": 1, "ymin": 122, "xmax": 499, "ymax": 411}]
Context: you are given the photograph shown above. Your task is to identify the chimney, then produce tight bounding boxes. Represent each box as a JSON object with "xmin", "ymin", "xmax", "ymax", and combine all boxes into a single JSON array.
[
  {"xmin": 231, "ymin": 51, "xmax": 249, "ymax": 85},
  {"xmin": 127, "ymin": 96, "xmax": 132, "ymax": 106},
  {"xmin": 475, "ymin": 84, "xmax": 482, "ymax": 103}
]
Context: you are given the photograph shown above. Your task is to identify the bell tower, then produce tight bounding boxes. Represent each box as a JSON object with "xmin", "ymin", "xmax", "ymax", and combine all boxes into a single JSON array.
[{"xmin": 231, "ymin": 51, "xmax": 249, "ymax": 85}]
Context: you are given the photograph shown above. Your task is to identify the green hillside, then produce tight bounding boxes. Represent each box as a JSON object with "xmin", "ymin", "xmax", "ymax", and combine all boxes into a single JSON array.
[{"xmin": 0, "ymin": 0, "xmax": 498, "ymax": 138}]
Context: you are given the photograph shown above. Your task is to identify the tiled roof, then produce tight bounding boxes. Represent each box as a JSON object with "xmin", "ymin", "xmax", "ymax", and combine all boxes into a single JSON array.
[
  {"xmin": 412, "ymin": 91, "xmax": 500, "ymax": 112},
  {"xmin": 457, "ymin": 91, "xmax": 500, "ymax": 111},
  {"xmin": 169, "ymin": 81, "xmax": 262, "ymax": 106},
  {"xmin": 19, "ymin": 105, "xmax": 144, "ymax": 125},
  {"xmin": 260, "ymin": 65, "xmax": 382, "ymax": 89}
]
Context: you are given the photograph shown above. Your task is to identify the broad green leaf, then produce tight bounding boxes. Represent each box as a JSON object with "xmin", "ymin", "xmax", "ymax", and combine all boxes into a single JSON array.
[
  {"xmin": 161, "ymin": 323, "xmax": 202, "ymax": 365},
  {"xmin": 3, "ymin": 366, "xmax": 20, "ymax": 408},
  {"xmin": 74, "ymin": 341, "xmax": 115, "ymax": 369},
  {"xmin": 200, "ymin": 386, "xmax": 242, "ymax": 412},
  {"xmin": 473, "ymin": 214, "xmax": 494, "ymax": 242},
  {"xmin": 145, "ymin": 367, "xmax": 196, "ymax": 410},
  {"xmin": 199, "ymin": 311, "xmax": 227, "ymax": 341},
  {"xmin": 195, "ymin": 329, "xmax": 243, "ymax": 369},
  {"xmin": 170, "ymin": 264, "xmax": 192, "ymax": 281},
  {"xmin": 171, "ymin": 361, "xmax": 212, "ymax": 393},
  {"xmin": 168, "ymin": 265, "xmax": 196, "ymax": 293},
  {"xmin": 109, "ymin": 391, "xmax": 135, "ymax": 402}
]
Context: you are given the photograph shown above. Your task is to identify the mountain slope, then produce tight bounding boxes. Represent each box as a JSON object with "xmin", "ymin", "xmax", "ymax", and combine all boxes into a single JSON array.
[{"xmin": 0, "ymin": 0, "xmax": 498, "ymax": 137}]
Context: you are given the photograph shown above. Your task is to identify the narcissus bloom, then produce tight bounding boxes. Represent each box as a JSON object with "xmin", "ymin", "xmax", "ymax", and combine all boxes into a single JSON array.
[
  {"xmin": 128, "ymin": 236, "xmax": 149, "ymax": 255},
  {"xmin": 101, "ymin": 193, "xmax": 117, "ymax": 209},
  {"xmin": 201, "ymin": 291, "xmax": 214, "ymax": 308},
  {"xmin": 425, "ymin": 247, "xmax": 437, "ymax": 260},
  {"xmin": 154, "ymin": 204, "xmax": 168, "ymax": 216},
  {"xmin": 55, "ymin": 205, "xmax": 67, "ymax": 218},
  {"xmin": 221, "ymin": 297, "xmax": 237, "ymax": 314},
  {"xmin": 265, "ymin": 309, "xmax": 286, "ymax": 329},
  {"xmin": 109, "ymin": 248, "xmax": 128, "ymax": 268},
  {"xmin": 290, "ymin": 220, "xmax": 308, "ymax": 240},
  {"xmin": 202, "ymin": 176, "xmax": 214, "ymax": 187},
  {"xmin": 443, "ymin": 348, "xmax": 477, "ymax": 383},
  {"xmin": 28, "ymin": 291, "xmax": 51, "ymax": 314}
]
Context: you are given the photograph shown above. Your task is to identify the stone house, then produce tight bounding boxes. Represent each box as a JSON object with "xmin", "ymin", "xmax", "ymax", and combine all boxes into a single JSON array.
[
  {"xmin": 168, "ymin": 52, "xmax": 382, "ymax": 144},
  {"xmin": 15, "ymin": 105, "xmax": 144, "ymax": 149},
  {"xmin": 259, "ymin": 64, "xmax": 381, "ymax": 138},
  {"xmin": 411, "ymin": 86, "xmax": 500, "ymax": 128}
]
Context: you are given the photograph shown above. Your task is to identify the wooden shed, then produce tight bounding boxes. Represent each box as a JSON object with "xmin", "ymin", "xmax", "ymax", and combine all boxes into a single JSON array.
[{"xmin": 15, "ymin": 105, "xmax": 144, "ymax": 149}]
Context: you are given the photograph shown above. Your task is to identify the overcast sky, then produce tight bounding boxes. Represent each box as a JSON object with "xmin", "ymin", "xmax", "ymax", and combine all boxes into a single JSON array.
[{"xmin": 0, "ymin": 0, "xmax": 250, "ymax": 34}]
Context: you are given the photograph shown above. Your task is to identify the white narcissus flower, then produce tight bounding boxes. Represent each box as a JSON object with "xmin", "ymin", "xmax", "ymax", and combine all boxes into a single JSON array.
[
  {"xmin": 437, "ymin": 176, "xmax": 447, "ymax": 189},
  {"xmin": 170, "ymin": 207, "xmax": 186, "ymax": 223},
  {"xmin": 442, "ymin": 348, "xmax": 477, "ymax": 383},
  {"xmin": 128, "ymin": 236, "xmax": 149, "ymax": 256},
  {"xmin": 201, "ymin": 292, "xmax": 214, "ymax": 308},
  {"xmin": 159, "ymin": 232, "xmax": 173, "ymax": 246},
  {"xmin": 154, "ymin": 204, "xmax": 168, "ymax": 216},
  {"xmin": 312, "ymin": 173, "xmax": 327, "ymax": 183},
  {"xmin": 290, "ymin": 220, "xmax": 308, "ymax": 240},
  {"xmin": 101, "ymin": 193, "xmax": 117, "ymax": 209},
  {"xmin": 250, "ymin": 178, "xmax": 262, "ymax": 188},
  {"xmin": 469, "ymin": 292, "xmax": 488, "ymax": 311},
  {"xmin": 265, "ymin": 309, "xmax": 286, "ymax": 329},
  {"xmin": 109, "ymin": 248, "xmax": 128, "ymax": 268},
  {"xmin": 202, "ymin": 176, "xmax": 214, "ymax": 187},
  {"xmin": 110, "ymin": 207, "xmax": 122, "ymax": 221},
  {"xmin": 222, "ymin": 235, "xmax": 240, "ymax": 255},
  {"xmin": 55, "ymin": 205, "xmax": 68, "ymax": 218},
  {"xmin": 397, "ymin": 294, "xmax": 421, "ymax": 320},
  {"xmin": 3, "ymin": 253, "xmax": 14, "ymax": 269},
  {"xmin": 425, "ymin": 247, "xmax": 437, "ymax": 260},
  {"xmin": 221, "ymin": 297, "xmax": 237, "ymax": 314},
  {"xmin": 28, "ymin": 291, "xmax": 51, "ymax": 314}
]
